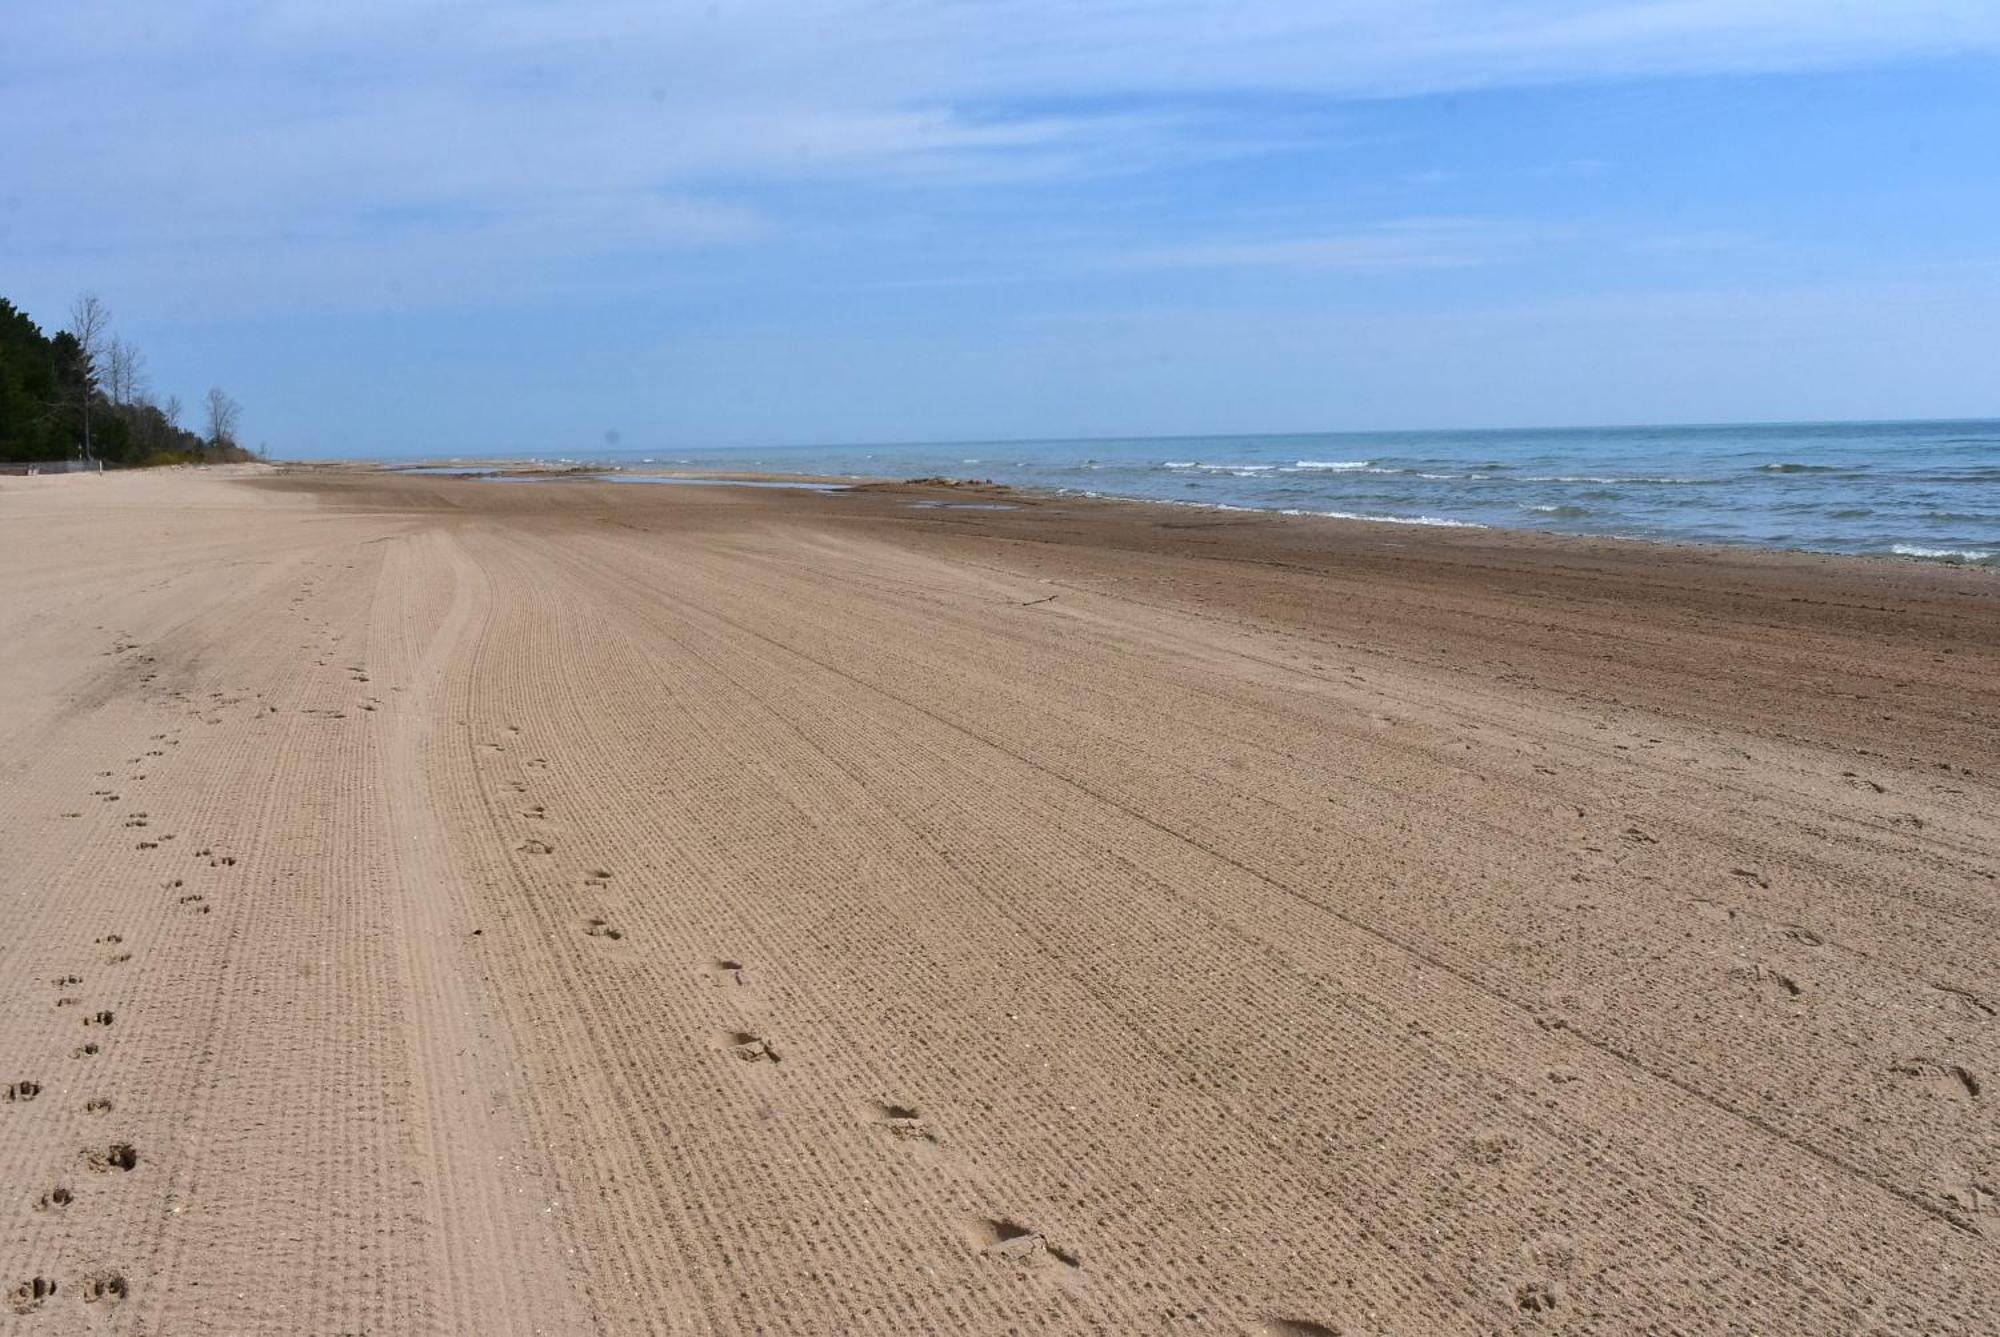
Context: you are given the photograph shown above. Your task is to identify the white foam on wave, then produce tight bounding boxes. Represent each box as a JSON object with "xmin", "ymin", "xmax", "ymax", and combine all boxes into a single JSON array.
[
  {"xmin": 1046, "ymin": 485, "xmax": 1497, "ymax": 531},
  {"xmin": 1290, "ymin": 460, "xmax": 1372, "ymax": 471},
  {"xmin": 1161, "ymin": 461, "xmax": 1277, "ymax": 473},
  {"xmin": 1283, "ymin": 508, "xmax": 1487, "ymax": 529},
  {"xmin": 1523, "ymin": 474, "xmax": 1710, "ymax": 485},
  {"xmin": 1892, "ymin": 544, "xmax": 1995, "ymax": 562}
]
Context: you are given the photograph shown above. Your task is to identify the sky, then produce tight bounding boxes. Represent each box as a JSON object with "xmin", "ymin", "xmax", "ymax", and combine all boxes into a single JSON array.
[{"xmin": 5, "ymin": 1, "xmax": 1999, "ymax": 456}]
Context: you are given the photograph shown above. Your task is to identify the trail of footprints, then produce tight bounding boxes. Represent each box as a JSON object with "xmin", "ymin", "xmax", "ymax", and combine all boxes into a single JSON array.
[
  {"xmin": 10, "ymin": 572, "xmax": 380, "ymax": 1316},
  {"xmin": 1568, "ymin": 799, "xmax": 1992, "ymax": 1233},
  {"xmin": 8, "ymin": 941, "xmax": 137, "ymax": 1315},
  {"xmin": 487, "ymin": 727, "xmax": 1107, "ymax": 1322},
  {"xmin": 486, "ymin": 713, "xmax": 1603, "ymax": 1331},
  {"xmin": 9, "ymin": 706, "xmax": 250, "ymax": 1319}
]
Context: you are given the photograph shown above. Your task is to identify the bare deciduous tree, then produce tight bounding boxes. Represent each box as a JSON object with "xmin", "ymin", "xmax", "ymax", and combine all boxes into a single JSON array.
[
  {"xmin": 204, "ymin": 387, "xmax": 242, "ymax": 450},
  {"xmin": 105, "ymin": 336, "xmax": 147, "ymax": 407},
  {"xmin": 67, "ymin": 293, "xmax": 111, "ymax": 460},
  {"xmin": 162, "ymin": 393, "xmax": 183, "ymax": 431}
]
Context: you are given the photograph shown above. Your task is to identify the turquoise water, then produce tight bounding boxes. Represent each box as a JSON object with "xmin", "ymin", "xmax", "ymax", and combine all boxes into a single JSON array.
[{"xmin": 437, "ymin": 419, "xmax": 2000, "ymax": 562}]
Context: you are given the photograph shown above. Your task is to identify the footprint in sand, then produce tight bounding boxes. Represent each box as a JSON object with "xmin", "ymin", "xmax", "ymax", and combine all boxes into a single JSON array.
[
  {"xmin": 1934, "ymin": 984, "xmax": 1996, "ymax": 1020},
  {"xmin": 713, "ymin": 1030, "xmax": 779, "ymax": 1064},
  {"xmin": 1942, "ymin": 1180, "xmax": 1999, "ymax": 1219},
  {"xmin": 81, "ymin": 1272, "xmax": 127, "ymax": 1307},
  {"xmin": 31, "ymin": 1186, "xmax": 73, "ymax": 1213},
  {"xmin": 1730, "ymin": 962, "xmax": 1805, "ymax": 1000},
  {"xmin": 583, "ymin": 918, "xmax": 623, "ymax": 941},
  {"xmin": 865, "ymin": 1100, "xmax": 939, "ymax": 1145},
  {"xmin": 84, "ymin": 1097, "xmax": 112, "ymax": 1115},
  {"xmin": 1892, "ymin": 1058, "xmax": 1980, "ymax": 1099},
  {"xmin": 966, "ymin": 1217, "xmax": 1080, "ymax": 1270},
  {"xmin": 1514, "ymin": 1279, "xmax": 1563, "ymax": 1313},
  {"xmin": 8, "ymin": 1277, "xmax": 56, "ymax": 1314},
  {"xmin": 4, "ymin": 1081, "xmax": 41, "ymax": 1103},
  {"xmin": 82, "ymin": 1142, "xmax": 138, "ymax": 1173}
]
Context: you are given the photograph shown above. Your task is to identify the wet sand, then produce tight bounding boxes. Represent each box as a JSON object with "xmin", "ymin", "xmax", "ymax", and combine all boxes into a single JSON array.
[{"xmin": 2, "ymin": 464, "xmax": 1996, "ymax": 1334}]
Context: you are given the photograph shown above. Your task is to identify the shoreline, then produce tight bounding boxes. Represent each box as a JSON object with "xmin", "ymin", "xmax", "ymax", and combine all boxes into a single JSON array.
[
  {"xmin": 343, "ymin": 415, "xmax": 2000, "ymax": 566},
  {"xmin": 357, "ymin": 455, "xmax": 2000, "ymax": 575}
]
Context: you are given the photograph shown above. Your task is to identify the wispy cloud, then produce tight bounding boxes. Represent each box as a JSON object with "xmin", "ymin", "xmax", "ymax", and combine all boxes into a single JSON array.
[
  {"xmin": 12, "ymin": 3, "xmax": 2000, "ymax": 208},
  {"xmin": 1119, "ymin": 218, "xmax": 1557, "ymax": 273},
  {"xmin": 4, "ymin": 0, "xmax": 1997, "ymax": 440}
]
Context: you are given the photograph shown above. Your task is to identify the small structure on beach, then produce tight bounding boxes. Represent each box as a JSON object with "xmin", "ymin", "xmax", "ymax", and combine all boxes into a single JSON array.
[{"xmin": 0, "ymin": 459, "xmax": 103, "ymax": 475}]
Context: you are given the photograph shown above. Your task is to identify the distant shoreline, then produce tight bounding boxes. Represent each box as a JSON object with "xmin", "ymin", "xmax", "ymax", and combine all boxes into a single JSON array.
[
  {"xmin": 350, "ymin": 453, "xmax": 2000, "ymax": 571},
  {"xmin": 338, "ymin": 418, "xmax": 2000, "ymax": 565}
]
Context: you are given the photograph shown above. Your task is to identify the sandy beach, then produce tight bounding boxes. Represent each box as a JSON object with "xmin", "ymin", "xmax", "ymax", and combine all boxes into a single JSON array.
[{"xmin": 2, "ymin": 464, "xmax": 1996, "ymax": 1335}]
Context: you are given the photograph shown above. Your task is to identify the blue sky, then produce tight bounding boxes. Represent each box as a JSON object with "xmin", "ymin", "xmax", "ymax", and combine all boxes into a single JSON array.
[{"xmin": 5, "ymin": 2, "xmax": 1999, "ymax": 455}]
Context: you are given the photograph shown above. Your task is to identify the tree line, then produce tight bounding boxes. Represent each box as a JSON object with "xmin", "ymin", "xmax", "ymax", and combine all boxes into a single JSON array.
[{"xmin": 0, "ymin": 293, "xmax": 251, "ymax": 466}]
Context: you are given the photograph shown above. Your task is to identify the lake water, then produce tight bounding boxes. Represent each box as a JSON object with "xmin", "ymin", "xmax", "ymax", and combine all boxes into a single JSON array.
[{"xmin": 418, "ymin": 419, "xmax": 2000, "ymax": 563}]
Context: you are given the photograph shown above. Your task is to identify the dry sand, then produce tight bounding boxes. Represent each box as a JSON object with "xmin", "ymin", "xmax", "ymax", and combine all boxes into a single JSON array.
[{"xmin": 1, "ymin": 464, "xmax": 1996, "ymax": 1335}]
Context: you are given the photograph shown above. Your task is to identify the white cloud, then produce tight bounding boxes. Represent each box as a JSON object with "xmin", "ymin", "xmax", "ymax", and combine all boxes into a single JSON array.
[
  {"xmin": 5, "ymin": 1, "xmax": 1997, "ymax": 316},
  {"xmin": 1120, "ymin": 218, "xmax": 1561, "ymax": 272}
]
